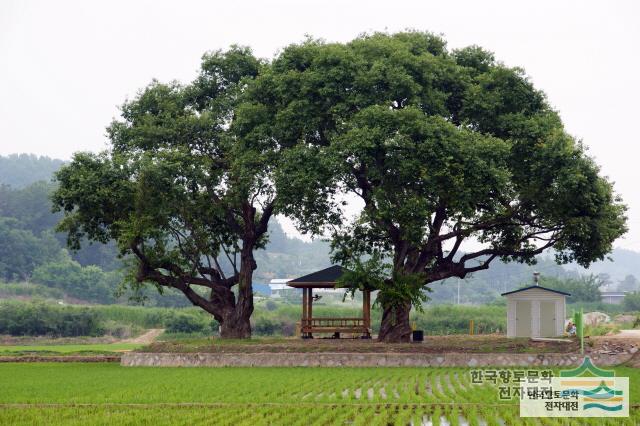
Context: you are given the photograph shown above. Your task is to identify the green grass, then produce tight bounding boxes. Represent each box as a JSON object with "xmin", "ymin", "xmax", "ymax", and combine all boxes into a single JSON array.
[
  {"xmin": 0, "ymin": 343, "xmax": 141, "ymax": 355},
  {"xmin": 0, "ymin": 363, "xmax": 638, "ymax": 424}
]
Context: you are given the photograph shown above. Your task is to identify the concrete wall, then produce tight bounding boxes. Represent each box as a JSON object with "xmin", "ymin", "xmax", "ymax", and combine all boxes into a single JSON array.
[{"xmin": 121, "ymin": 352, "xmax": 632, "ymax": 368}]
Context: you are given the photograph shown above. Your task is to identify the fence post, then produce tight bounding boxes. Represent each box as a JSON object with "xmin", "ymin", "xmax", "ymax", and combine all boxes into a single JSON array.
[
  {"xmin": 573, "ymin": 309, "xmax": 584, "ymax": 354},
  {"xmin": 579, "ymin": 308, "xmax": 584, "ymax": 354},
  {"xmin": 469, "ymin": 319, "xmax": 474, "ymax": 335}
]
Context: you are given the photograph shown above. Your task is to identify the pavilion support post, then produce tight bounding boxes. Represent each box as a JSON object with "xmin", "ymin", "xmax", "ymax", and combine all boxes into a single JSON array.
[
  {"xmin": 307, "ymin": 288, "xmax": 313, "ymax": 338},
  {"xmin": 301, "ymin": 287, "xmax": 309, "ymax": 338}
]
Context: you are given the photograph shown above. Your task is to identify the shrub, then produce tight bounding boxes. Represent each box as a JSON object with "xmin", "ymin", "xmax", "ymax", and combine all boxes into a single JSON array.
[
  {"xmin": 412, "ymin": 305, "xmax": 506, "ymax": 335},
  {"xmin": 165, "ymin": 314, "xmax": 208, "ymax": 334},
  {"xmin": 102, "ymin": 320, "xmax": 139, "ymax": 338},
  {"xmin": 584, "ymin": 323, "xmax": 620, "ymax": 337},
  {"xmin": 568, "ymin": 301, "xmax": 626, "ymax": 315},
  {"xmin": 623, "ymin": 292, "xmax": 640, "ymax": 311},
  {"xmin": 0, "ymin": 301, "xmax": 104, "ymax": 337},
  {"xmin": 253, "ymin": 318, "xmax": 278, "ymax": 336},
  {"xmin": 32, "ymin": 257, "xmax": 120, "ymax": 304},
  {"xmin": 265, "ymin": 300, "xmax": 278, "ymax": 311},
  {"xmin": 0, "ymin": 282, "xmax": 64, "ymax": 299}
]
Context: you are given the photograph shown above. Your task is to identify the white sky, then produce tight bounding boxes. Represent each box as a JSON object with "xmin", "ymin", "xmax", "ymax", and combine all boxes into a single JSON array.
[{"xmin": 1, "ymin": 0, "xmax": 639, "ymax": 249}]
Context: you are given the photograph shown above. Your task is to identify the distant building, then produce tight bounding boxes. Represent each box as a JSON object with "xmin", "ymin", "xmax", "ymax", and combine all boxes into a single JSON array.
[
  {"xmin": 269, "ymin": 277, "xmax": 344, "ymax": 298},
  {"xmin": 268, "ymin": 279, "xmax": 290, "ymax": 298},
  {"xmin": 600, "ymin": 291, "xmax": 626, "ymax": 305}
]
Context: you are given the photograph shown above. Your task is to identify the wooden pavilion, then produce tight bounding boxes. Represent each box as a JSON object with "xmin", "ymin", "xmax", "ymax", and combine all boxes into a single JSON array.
[{"xmin": 287, "ymin": 265, "xmax": 372, "ymax": 339}]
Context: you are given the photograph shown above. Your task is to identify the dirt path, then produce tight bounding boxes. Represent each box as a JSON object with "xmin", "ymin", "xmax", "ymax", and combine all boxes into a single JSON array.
[
  {"xmin": 608, "ymin": 329, "xmax": 640, "ymax": 339},
  {"xmin": 121, "ymin": 329, "xmax": 164, "ymax": 344}
]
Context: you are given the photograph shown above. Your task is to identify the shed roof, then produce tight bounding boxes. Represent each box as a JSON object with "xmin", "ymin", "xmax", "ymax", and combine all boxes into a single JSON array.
[
  {"xmin": 287, "ymin": 265, "xmax": 347, "ymax": 288},
  {"xmin": 501, "ymin": 285, "xmax": 570, "ymax": 297}
]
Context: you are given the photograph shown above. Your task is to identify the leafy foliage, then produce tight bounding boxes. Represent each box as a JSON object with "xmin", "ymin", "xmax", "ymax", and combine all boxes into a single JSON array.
[{"xmin": 245, "ymin": 31, "xmax": 628, "ymax": 340}]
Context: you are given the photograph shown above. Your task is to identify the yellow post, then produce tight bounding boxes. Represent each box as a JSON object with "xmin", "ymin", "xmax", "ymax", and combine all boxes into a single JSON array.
[{"xmin": 469, "ymin": 319, "xmax": 474, "ymax": 335}]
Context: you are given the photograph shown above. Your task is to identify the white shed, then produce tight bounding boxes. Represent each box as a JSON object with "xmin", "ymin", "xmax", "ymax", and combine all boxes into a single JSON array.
[{"xmin": 502, "ymin": 285, "xmax": 570, "ymax": 338}]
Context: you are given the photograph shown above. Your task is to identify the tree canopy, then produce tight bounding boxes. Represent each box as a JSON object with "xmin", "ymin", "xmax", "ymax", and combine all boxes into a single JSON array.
[
  {"xmin": 53, "ymin": 47, "xmax": 280, "ymax": 337},
  {"xmin": 243, "ymin": 32, "xmax": 627, "ymax": 341}
]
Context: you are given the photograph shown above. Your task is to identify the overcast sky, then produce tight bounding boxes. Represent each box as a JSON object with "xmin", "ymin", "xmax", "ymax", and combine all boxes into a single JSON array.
[{"xmin": 1, "ymin": 0, "xmax": 639, "ymax": 250}]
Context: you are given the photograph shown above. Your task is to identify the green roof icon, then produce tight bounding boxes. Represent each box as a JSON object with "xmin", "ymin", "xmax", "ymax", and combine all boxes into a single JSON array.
[{"xmin": 559, "ymin": 356, "xmax": 615, "ymax": 377}]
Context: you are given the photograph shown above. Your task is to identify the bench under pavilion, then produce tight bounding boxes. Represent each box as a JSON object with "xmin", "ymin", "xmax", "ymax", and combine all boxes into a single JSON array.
[{"xmin": 286, "ymin": 265, "xmax": 372, "ymax": 339}]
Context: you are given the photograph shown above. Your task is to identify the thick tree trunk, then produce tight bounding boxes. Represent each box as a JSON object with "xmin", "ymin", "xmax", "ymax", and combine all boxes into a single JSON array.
[
  {"xmin": 377, "ymin": 300, "xmax": 412, "ymax": 343},
  {"xmin": 219, "ymin": 310, "xmax": 252, "ymax": 338},
  {"xmin": 218, "ymin": 246, "xmax": 255, "ymax": 339}
]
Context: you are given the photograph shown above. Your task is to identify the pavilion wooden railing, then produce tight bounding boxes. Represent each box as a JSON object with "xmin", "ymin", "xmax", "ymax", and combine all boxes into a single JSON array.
[{"xmin": 301, "ymin": 317, "xmax": 366, "ymax": 329}]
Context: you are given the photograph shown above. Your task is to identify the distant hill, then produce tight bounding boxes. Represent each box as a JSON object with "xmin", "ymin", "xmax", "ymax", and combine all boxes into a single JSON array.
[
  {"xmin": 254, "ymin": 222, "xmax": 331, "ymax": 282},
  {"xmin": 566, "ymin": 247, "xmax": 640, "ymax": 282},
  {"xmin": 0, "ymin": 154, "xmax": 64, "ymax": 188}
]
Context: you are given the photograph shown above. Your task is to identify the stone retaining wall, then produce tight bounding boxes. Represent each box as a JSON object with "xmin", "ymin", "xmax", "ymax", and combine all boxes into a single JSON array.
[{"xmin": 121, "ymin": 352, "xmax": 632, "ymax": 367}]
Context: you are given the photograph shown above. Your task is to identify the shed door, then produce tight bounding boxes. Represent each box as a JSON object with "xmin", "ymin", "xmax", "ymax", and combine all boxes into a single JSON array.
[
  {"xmin": 515, "ymin": 300, "xmax": 532, "ymax": 337},
  {"xmin": 540, "ymin": 301, "xmax": 556, "ymax": 337}
]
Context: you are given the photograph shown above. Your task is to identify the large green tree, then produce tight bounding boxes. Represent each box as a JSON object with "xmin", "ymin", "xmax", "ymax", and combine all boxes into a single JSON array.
[
  {"xmin": 53, "ymin": 47, "xmax": 277, "ymax": 338},
  {"xmin": 245, "ymin": 32, "xmax": 627, "ymax": 341}
]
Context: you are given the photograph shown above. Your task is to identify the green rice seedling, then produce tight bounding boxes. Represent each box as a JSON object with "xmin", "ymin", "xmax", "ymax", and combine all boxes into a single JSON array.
[
  {"xmin": 464, "ymin": 406, "xmax": 480, "ymax": 426},
  {"xmin": 1, "ymin": 364, "xmax": 638, "ymax": 425},
  {"xmin": 445, "ymin": 405, "xmax": 461, "ymax": 426},
  {"xmin": 351, "ymin": 407, "xmax": 376, "ymax": 426},
  {"xmin": 431, "ymin": 405, "xmax": 442, "ymax": 426}
]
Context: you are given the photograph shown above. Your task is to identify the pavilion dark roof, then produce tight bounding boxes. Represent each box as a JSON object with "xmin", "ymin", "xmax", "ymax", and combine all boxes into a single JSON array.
[{"xmin": 287, "ymin": 265, "xmax": 347, "ymax": 288}]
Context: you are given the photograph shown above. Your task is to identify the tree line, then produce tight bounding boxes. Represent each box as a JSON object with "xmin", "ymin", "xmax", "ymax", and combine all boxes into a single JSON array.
[
  {"xmin": 51, "ymin": 32, "xmax": 626, "ymax": 341},
  {"xmin": 0, "ymin": 165, "xmax": 331, "ymax": 305}
]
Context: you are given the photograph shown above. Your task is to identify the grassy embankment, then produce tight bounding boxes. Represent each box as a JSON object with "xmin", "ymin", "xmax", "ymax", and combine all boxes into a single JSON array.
[{"xmin": 0, "ymin": 343, "xmax": 141, "ymax": 355}]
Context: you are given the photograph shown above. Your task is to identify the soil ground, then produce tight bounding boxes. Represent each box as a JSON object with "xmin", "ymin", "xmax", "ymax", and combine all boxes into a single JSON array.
[
  {"xmin": 121, "ymin": 328, "xmax": 164, "ymax": 344},
  {"xmin": 603, "ymin": 329, "xmax": 640, "ymax": 339}
]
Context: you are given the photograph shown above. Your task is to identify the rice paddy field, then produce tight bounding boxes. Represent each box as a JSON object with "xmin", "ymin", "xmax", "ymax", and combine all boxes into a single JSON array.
[{"xmin": 0, "ymin": 363, "xmax": 638, "ymax": 425}]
